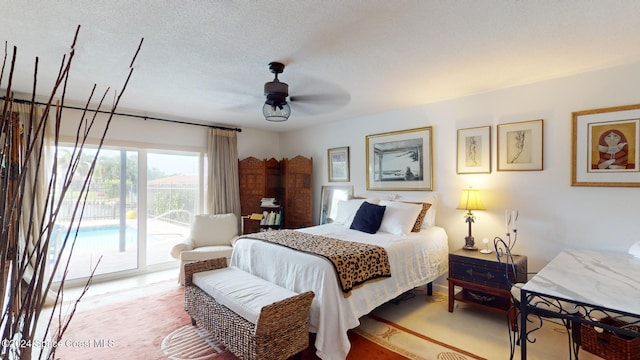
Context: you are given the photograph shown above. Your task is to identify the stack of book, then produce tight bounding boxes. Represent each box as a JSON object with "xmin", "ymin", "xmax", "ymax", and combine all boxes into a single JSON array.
[
  {"xmin": 260, "ymin": 198, "xmax": 278, "ymax": 207},
  {"xmin": 260, "ymin": 210, "xmax": 280, "ymax": 226}
]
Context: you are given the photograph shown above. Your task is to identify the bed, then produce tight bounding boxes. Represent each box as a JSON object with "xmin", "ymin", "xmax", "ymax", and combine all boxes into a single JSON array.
[{"xmin": 230, "ymin": 196, "xmax": 449, "ymax": 360}]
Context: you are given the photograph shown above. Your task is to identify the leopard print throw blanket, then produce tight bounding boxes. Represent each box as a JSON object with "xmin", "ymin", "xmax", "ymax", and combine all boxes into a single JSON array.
[{"xmin": 241, "ymin": 229, "xmax": 391, "ymax": 295}]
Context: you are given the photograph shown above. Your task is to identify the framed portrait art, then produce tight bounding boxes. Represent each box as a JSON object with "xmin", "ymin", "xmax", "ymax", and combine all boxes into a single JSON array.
[
  {"xmin": 366, "ymin": 127, "xmax": 433, "ymax": 191},
  {"xmin": 457, "ymin": 126, "xmax": 491, "ymax": 174},
  {"xmin": 327, "ymin": 146, "xmax": 350, "ymax": 182},
  {"xmin": 572, "ymin": 104, "xmax": 640, "ymax": 187},
  {"xmin": 497, "ymin": 119, "xmax": 543, "ymax": 171}
]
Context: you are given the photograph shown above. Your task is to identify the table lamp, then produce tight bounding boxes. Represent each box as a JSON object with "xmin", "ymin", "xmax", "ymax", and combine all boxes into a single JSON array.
[{"xmin": 457, "ymin": 188, "xmax": 485, "ymax": 250}]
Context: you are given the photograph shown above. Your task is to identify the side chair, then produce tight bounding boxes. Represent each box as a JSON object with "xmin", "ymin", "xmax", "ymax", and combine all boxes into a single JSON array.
[
  {"xmin": 493, "ymin": 238, "xmax": 579, "ymax": 360},
  {"xmin": 170, "ymin": 213, "xmax": 239, "ymax": 285}
]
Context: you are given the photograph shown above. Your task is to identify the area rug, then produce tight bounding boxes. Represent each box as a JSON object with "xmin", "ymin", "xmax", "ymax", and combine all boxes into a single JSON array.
[
  {"xmin": 54, "ymin": 282, "xmax": 482, "ymax": 359},
  {"xmin": 53, "ymin": 284, "xmax": 190, "ymax": 359},
  {"xmin": 161, "ymin": 325, "xmax": 234, "ymax": 360},
  {"xmin": 354, "ymin": 314, "xmax": 485, "ymax": 360},
  {"xmin": 367, "ymin": 287, "xmax": 578, "ymax": 360}
]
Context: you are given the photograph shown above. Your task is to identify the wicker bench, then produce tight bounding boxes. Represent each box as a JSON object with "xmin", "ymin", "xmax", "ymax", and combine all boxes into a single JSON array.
[{"xmin": 184, "ymin": 258, "xmax": 315, "ymax": 360}]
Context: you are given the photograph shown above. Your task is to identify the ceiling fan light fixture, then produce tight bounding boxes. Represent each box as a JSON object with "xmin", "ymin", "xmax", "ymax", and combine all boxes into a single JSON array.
[
  {"xmin": 263, "ymin": 83, "xmax": 290, "ymax": 121},
  {"xmin": 263, "ymin": 99, "xmax": 290, "ymax": 122}
]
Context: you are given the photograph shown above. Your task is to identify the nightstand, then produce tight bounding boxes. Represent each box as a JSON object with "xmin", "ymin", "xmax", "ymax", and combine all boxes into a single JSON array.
[{"xmin": 448, "ymin": 248, "xmax": 527, "ymax": 329}]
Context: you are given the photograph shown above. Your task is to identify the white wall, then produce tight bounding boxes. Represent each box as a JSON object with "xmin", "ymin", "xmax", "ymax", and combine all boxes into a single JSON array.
[
  {"xmin": 237, "ymin": 127, "xmax": 281, "ymax": 160},
  {"xmin": 280, "ymin": 60, "xmax": 640, "ymax": 273}
]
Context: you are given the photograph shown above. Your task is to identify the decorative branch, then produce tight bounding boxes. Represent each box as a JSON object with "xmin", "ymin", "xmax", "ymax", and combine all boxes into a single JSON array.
[{"xmin": 0, "ymin": 25, "xmax": 142, "ymax": 360}]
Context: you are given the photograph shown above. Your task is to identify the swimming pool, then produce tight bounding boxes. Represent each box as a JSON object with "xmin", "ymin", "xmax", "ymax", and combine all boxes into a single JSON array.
[{"xmin": 53, "ymin": 224, "xmax": 138, "ymax": 251}]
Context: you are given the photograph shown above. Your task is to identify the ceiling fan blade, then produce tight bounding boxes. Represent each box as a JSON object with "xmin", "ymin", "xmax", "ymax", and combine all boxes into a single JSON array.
[
  {"xmin": 214, "ymin": 90, "xmax": 262, "ymax": 111},
  {"xmin": 289, "ymin": 92, "xmax": 350, "ymax": 116},
  {"xmin": 289, "ymin": 93, "xmax": 350, "ymax": 106},
  {"xmin": 288, "ymin": 101, "xmax": 319, "ymax": 115}
]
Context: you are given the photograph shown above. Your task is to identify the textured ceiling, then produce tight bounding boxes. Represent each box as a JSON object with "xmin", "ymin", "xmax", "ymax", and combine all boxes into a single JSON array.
[{"xmin": 3, "ymin": 1, "xmax": 640, "ymax": 132}]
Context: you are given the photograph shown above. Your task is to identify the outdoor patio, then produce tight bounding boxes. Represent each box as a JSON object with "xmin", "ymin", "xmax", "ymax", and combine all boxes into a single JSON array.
[{"xmin": 52, "ymin": 218, "xmax": 188, "ymax": 282}]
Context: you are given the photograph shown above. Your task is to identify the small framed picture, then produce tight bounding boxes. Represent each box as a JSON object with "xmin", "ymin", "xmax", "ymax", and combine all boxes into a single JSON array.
[
  {"xmin": 328, "ymin": 146, "xmax": 350, "ymax": 182},
  {"xmin": 366, "ymin": 127, "xmax": 433, "ymax": 191},
  {"xmin": 572, "ymin": 104, "xmax": 640, "ymax": 187},
  {"xmin": 497, "ymin": 119, "xmax": 543, "ymax": 171},
  {"xmin": 457, "ymin": 126, "xmax": 491, "ymax": 174}
]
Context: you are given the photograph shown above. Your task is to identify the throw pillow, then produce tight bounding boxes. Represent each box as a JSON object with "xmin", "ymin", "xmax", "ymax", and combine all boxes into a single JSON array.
[
  {"xmin": 334, "ymin": 198, "xmax": 380, "ymax": 226},
  {"xmin": 407, "ymin": 202, "xmax": 432, "ymax": 232},
  {"xmin": 350, "ymin": 202, "xmax": 386, "ymax": 234},
  {"xmin": 378, "ymin": 200, "xmax": 424, "ymax": 235}
]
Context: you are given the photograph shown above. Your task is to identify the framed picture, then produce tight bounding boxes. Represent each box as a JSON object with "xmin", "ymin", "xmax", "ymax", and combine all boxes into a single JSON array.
[
  {"xmin": 366, "ymin": 127, "xmax": 433, "ymax": 191},
  {"xmin": 328, "ymin": 146, "xmax": 350, "ymax": 182},
  {"xmin": 572, "ymin": 104, "xmax": 640, "ymax": 187},
  {"xmin": 319, "ymin": 185, "xmax": 353, "ymax": 224},
  {"xmin": 457, "ymin": 126, "xmax": 491, "ymax": 174},
  {"xmin": 497, "ymin": 119, "xmax": 543, "ymax": 171}
]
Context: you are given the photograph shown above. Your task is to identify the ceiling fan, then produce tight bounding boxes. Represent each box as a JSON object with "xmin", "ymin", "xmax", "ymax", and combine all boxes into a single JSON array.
[
  {"xmin": 262, "ymin": 61, "xmax": 350, "ymax": 122},
  {"xmin": 263, "ymin": 62, "xmax": 290, "ymax": 122}
]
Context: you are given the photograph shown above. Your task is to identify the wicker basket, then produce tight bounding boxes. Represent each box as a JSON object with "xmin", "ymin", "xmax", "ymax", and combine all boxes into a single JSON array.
[{"xmin": 580, "ymin": 317, "xmax": 640, "ymax": 360}]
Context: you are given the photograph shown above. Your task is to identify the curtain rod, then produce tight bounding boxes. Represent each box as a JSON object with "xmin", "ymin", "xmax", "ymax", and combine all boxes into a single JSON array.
[{"xmin": 0, "ymin": 96, "xmax": 242, "ymax": 133}]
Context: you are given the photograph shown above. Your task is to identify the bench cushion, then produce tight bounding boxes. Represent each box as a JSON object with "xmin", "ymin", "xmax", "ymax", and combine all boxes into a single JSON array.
[{"xmin": 192, "ymin": 266, "xmax": 298, "ymax": 324}]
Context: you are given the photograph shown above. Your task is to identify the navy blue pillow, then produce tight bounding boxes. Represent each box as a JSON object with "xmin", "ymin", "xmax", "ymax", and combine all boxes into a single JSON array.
[{"xmin": 350, "ymin": 202, "xmax": 386, "ymax": 234}]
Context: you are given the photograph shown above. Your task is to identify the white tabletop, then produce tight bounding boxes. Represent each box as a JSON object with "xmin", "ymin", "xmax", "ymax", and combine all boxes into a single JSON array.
[{"xmin": 522, "ymin": 248, "xmax": 640, "ymax": 315}]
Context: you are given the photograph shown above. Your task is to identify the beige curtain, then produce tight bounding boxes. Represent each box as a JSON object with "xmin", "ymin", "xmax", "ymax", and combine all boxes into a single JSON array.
[
  {"xmin": 10, "ymin": 102, "xmax": 57, "ymax": 306},
  {"xmin": 207, "ymin": 128, "xmax": 241, "ymax": 226}
]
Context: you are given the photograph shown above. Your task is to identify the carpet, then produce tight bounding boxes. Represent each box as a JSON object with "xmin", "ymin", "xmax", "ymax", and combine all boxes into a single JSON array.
[
  {"xmin": 54, "ymin": 282, "xmax": 483, "ymax": 359},
  {"xmin": 354, "ymin": 315, "xmax": 484, "ymax": 360},
  {"xmin": 54, "ymin": 284, "xmax": 190, "ymax": 359},
  {"xmin": 367, "ymin": 286, "xmax": 593, "ymax": 360}
]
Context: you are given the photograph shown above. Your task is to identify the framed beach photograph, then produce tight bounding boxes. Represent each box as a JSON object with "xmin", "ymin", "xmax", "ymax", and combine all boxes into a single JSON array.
[
  {"xmin": 457, "ymin": 126, "xmax": 491, "ymax": 174},
  {"xmin": 572, "ymin": 104, "xmax": 640, "ymax": 187},
  {"xmin": 497, "ymin": 119, "xmax": 543, "ymax": 171},
  {"xmin": 328, "ymin": 146, "xmax": 350, "ymax": 182},
  {"xmin": 366, "ymin": 127, "xmax": 433, "ymax": 191}
]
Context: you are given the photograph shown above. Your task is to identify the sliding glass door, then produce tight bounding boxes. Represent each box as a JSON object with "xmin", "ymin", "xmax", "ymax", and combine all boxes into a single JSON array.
[
  {"xmin": 53, "ymin": 147, "xmax": 139, "ymax": 281},
  {"xmin": 52, "ymin": 145, "xmax": 202, "ymax": 284},
  {"xmin": 146, "ymin": 152, "xmax": 198, "ymax": 266}
]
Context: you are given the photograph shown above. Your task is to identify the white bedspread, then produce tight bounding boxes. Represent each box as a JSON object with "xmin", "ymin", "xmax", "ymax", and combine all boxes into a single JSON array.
[{"xmin": 230, "ymin": 223, "xmax": 449, "ymax": 360}]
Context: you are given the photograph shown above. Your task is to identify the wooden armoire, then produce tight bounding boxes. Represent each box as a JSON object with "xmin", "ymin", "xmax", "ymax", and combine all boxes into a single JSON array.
[{"xmin": 238, "ymin": 156, "xmax": 313, "ymax": 233}]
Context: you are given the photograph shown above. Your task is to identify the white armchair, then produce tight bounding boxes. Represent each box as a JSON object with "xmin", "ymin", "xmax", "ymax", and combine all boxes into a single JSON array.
[{"xmin": 171, "ymin": 213, "xmax": 239, "ymax": 285}]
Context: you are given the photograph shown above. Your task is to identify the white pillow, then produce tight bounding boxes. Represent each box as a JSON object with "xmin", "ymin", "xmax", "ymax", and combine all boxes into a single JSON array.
[
  {"xmin": 378, "ymin": 200, "xmax": 424, "ymax": 235},
  {"xmin": 190, "ymin": 213, "xmax": 238, "ymax": 248},
  {"xmin": 375, "ymin": 193, "xmax": 438, "ymax": 228},
  {"xmin": 334, "ymin": 198, "xmax": 379, "ymax": 226}
]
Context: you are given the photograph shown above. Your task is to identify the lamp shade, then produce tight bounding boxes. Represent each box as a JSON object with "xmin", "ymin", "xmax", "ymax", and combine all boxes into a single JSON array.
[{"xmin": 457, "ymin": 189, "xmax": 485, "ymax": 211}]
